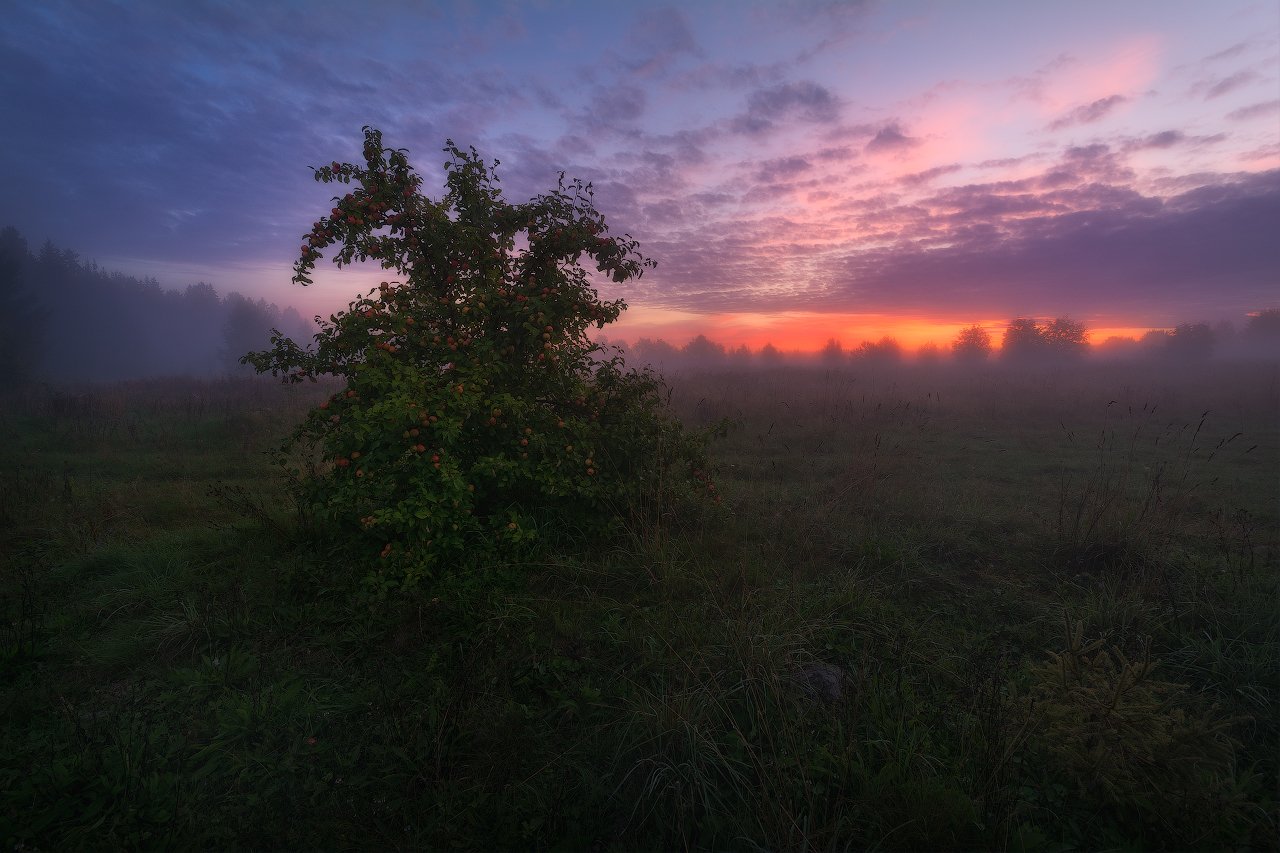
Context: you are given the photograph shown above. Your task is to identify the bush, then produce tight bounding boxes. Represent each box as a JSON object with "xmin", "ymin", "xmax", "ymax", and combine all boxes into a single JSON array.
[
  {"xmin": 1017, "ymin": 616, "xmax": 1254, "ymax": 847},
  {"xmin": 246, "ymin": 128, "xmax": 714, "ymax": 592}
]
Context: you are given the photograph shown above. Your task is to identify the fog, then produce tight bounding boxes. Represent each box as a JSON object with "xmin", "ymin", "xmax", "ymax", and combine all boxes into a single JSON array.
[
  {"xmin": 0, "ymin": 227, "xmax": 314, "ymax": 383},
  {"xmin": 1, "ymin": 225, "xmax": 1276, "ymax": 386}
]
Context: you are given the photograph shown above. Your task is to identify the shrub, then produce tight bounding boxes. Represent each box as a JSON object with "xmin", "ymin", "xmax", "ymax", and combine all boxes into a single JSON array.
[
  {"xmin": 245, "ymin": 128, "xmax": 714, "ymax": 592},
  {"xmin": 1018, "ymin": 616, "xmax": 1254, "ymax": 847}
]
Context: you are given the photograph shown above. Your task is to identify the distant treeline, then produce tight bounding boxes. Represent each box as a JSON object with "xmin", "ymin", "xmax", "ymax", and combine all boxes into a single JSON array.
[
  {"xmin": 610, "ymin": 312, "xmax": 1280, "ymax": 370},
  {"xmin": 0, "ymin": 227, "xmax": 314, "ymax": 382},
  {"xmin": 2, "ymin": 224, "xmax": 1276, "ymax": 382}
]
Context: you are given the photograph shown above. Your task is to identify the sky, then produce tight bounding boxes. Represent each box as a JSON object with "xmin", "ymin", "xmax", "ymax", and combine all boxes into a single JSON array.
[{"xmin": 3, "ymin": 0, "xmax": 1278, "ymax": 352}]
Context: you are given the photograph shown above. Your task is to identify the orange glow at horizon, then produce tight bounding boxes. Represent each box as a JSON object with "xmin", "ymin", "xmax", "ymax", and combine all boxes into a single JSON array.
[
  {"xmin": 295, "ymin": 270, "xmax": 1158, "ymax": 355},
  {"xmin": 607, "ymin": 309, "xmax": 1154, "ymax": 354}
]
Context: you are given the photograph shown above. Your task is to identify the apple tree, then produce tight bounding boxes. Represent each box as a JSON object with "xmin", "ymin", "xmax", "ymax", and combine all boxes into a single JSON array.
[{"xmin": 244, "ymin": 128, "xmax": 716, "ymax": 592}]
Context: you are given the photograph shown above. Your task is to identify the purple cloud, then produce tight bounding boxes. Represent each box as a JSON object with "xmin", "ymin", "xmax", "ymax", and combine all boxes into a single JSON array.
[
  {"xmin": 827, "ymin": 172, "xmax": 1277, "ymax": 320},
  {"xmin": 619, "ymin": 6, "xmax": 702, "ymax": 76},
  {"xmin": 1047, "ymin": 94, "xmax": 1128, "ymax": 131},
  {"xmin": 865, "ymin": 124, "xmax": 920, "ymax": 153},
  {"xmin": 1203, "ymin": 70, "xmax": 1259, "ymax": 99},
  {"xmin": 754, "ymin": 156, "xmax": 813, "ymax": 183},
  {"xmin": 627, "ymin": 120, "xmax": 1278, "ymax": 325},
  {"xmin": 730, "ymin": 81, "xmax": 840, "ymax": 135},
  {"xmin": 1227, "ymin": 99, "xmax": 1280, "ymax": 121},
  {"xmin": 898, "ymin": 164, "xmax": 963, "ymax": 186},
  {"xmin": 1130, "ymin": 130, "xmax": 1185, "ymax": 149},
  {"xmin": 924, "ymin": 186, "xmax": 1064, "ymax": 218},
  {"xmin": 814, "ymin": 145, "xmax": 858, "ymax": 162},
  {"xmin": 584, "ymin": 84, "xmax": 648, "ymax": 128},
  {"xmin": 1052, "ymin": 144, "xmax": 1135, "ymax": 184},
  {"xmin": 1205, "ymin": 42, "xmax": 1249, "ymax": 62}
]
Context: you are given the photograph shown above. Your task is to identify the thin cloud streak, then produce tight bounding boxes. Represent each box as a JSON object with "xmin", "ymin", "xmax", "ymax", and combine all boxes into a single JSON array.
[{"xmin": 1047, "ymin": 94, "xmax": 1129, "ymax": 130}]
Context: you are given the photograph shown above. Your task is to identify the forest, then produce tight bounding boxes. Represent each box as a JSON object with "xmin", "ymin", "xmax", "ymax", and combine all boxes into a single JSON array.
[{"xmin": 0, "ymin": 226, "xmax": 314, "ymax": 383}]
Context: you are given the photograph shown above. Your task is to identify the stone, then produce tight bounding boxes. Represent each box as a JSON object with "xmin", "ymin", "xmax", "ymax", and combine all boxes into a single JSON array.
[{"xmin": 792, "ymin": 662, "xmax": 847, "ymax": 705}]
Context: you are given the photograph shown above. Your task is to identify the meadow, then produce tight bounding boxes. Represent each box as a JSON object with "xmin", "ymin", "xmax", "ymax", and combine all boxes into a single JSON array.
[{"xmin": 2, "ymin": 360, "xmax": 1277, "ymax": 850}]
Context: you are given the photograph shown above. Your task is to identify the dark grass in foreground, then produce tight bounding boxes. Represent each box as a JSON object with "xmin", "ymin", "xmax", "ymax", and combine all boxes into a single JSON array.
[{"xmin": 1, "ymin": 363, "xmax": 1276, "ymax": 850}]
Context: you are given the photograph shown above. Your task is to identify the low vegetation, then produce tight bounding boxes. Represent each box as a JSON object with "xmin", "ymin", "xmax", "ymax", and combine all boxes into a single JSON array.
[{"xmin": 2, "ymin": 359, "xmax": 1276, "ymax": 850}]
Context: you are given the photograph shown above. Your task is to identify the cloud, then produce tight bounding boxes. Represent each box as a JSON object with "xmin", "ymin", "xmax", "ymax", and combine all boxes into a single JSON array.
[
  {"xmin": 641, "ymin": 198, "xmax": 687, "ymax": 226},
  {"xmin": 689, "ymin": 190, "xmax": 736, "ymax": 208},
  {"xmin": 0, "ymin": 0, "xmax": 563, "ymax": 269},
  {"xmin": 753, "ymin": 156, "xmax": 813, "ymax": 183},
  {"xmin": 584, "ymin": 84, "xmax": 648, "ymax": 127},
  {"xmin": 1047, "ymin": 94, "xmax": 1128, "ymax": 130},
  {"xmin": 1200, "ymin": 70, "xmax": 1260, "ymax": 99},
  {"xmin": 1204, "ymin": 42, "xmax": 1249, "ymax": 62},
  {"xmin": 1007, "ymin": 53, "xmax": 1077, "ymax": 106},
  {"xmin": 1045, "ymin": 143, "xmax": 1136, "ymax": 184},
  {"xmin": 620, "ymin": 6, "xmax": 702, "ymax": 76},
  {"xmin": 977, "ymin": 154, "xmax": 1042, "ymax": 170},
  {"xmin": 865, "ymin": 124, "xmax": 920, "ymax": 154},
  {"xmin": 814, "ymin": 145, "xmax": 858, "ymax": 162},
  {"xmin": 1122, "ymin": 130, "xmax": 1227, "ymax": 152},
  {"xmin": 669, "ymin": 60, "xmax": 780, "ymax": 92},
  {"xmin": 809, "ymin": 171, "xmax": 1280, "ymax": 320},
  {"xmin": 3, "ymin": 0, "xmax": 1275, "ymax": 336},
  {"xmin": 730, "ymin": 80, "xmax": 840, "ymax": 135},
  {"xmin": 897, "ymin": 163, "xmax": 963, "ymax": 186},
  {"xmin": 1130, "ymin": 130, "xmax": 1185, "ymax": 149},
  {"xmin": 628, "ymin": 115, "xmax": 1277, "ymax": 325},
  {"xmin": 924, "ymin": 186, "xmax": 1064, "ymax": 218},
  {"xmin": 1227, "ymin": 99, "xmax": 1280, "ymax": 121}
]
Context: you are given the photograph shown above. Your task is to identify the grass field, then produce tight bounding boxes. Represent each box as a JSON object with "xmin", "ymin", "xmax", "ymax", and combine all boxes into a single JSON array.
[{"xmin": 2, "ymin": 361, "xmax": 1277, "ymax": 850}]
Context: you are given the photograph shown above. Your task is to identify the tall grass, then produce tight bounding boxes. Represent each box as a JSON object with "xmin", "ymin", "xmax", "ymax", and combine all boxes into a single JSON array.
[{"xmin": 1, "ymin": 364, "xmax": 1276, "ymax": 849}]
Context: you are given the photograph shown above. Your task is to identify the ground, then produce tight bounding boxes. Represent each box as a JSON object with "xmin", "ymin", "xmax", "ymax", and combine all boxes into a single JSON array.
[{"xmin": 2, "ymin": 360, "xmax": 1276, "ymax": 850}]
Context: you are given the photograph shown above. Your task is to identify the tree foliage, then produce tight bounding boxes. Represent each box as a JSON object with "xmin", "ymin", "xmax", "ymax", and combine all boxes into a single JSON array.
[
  {"xmin": 245, "ymin": 128, "xmax": 714, "ymax": 591},
  {"xmin": 856, "ymin": 336, "xmax": 902, "ymax": 364},
  {"xmin": 1165, "ymin": 322, "xmax": 1215, "ymax": 360},
  {"xmin": 0, "ymin": 227, "xmax": 45, "ymax": 383},
  {"xmin": 952, "ymin": 325, "xmax": 992, "ymax": 363},
  {"xmin": 1001, "ymin": 317, "xmax": 1046, "ymax": 362},
  {"xmin": 631, "ymin": 337, "xmax": 680, "ymax": 368},
  {"xmin": 220, "ymin": 293, "xmax": 310, "ymax": 375},
  {"xmin": 0, "ymin": 227, "xmax": 314, "ymax": 381},
  {"xmin": 1245, "ymin": 308, "xmax": 1280, "ymax": 343},
  {"xmin": 1001, "ymin": 316, "xmax": 1089, "ymax": 363},
  {"xmin": 682, "ymin": 333, "xmax": 727, "ymax": 365},
  {"xmin": 1042, "ymin": 316, "xmax": 1088, "ymax": 359}
]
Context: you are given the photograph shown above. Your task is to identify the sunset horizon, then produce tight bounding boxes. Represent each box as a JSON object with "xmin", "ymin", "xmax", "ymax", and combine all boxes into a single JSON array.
[
  {"xmin": 602, "ymin": 311, "xmax": 1179, "ymax": 355},
  {"xmin": 2, "ymin": 0, "xmax": 1276, "ymax": 359}
]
